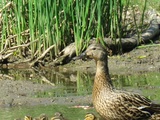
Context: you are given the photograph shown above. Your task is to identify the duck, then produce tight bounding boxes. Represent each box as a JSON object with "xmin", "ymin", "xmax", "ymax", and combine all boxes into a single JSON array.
[
  {"xmin": 24, "ymin": 115, "xmax": 33, "ymax": 120},
  {"xmin": 84, "ymin": 113, "xmax": 97, "ymax": 120},
  {"xmin": 50, "ymin": 112, "xmax": 66, "ymax": 120},
  {"xmin": 76, "ymin": 43, "xmax": 160, "ymax": 120},
  {"xmin": 34, "ymin": 114, "xmax": 48, "ymax": 120}
]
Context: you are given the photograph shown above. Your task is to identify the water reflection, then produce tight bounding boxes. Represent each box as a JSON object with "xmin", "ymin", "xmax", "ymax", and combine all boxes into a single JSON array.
[
  {"xmin": 0, "ymin": 69, "xmax": 160, "ymax": 97},
  {"xmin": 112, "ymin": 73, "xmax": 160, "ymax": 102},
  {"xmin": 0, "ymin": 69, "xmax": 160, "ymax": 98}
]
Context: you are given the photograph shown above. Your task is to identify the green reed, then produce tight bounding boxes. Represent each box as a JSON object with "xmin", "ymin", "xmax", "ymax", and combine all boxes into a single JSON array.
[
  {"xmin": 0, "ymin": 0, "xmax": 148, "ymax": 59},
  {"xmin": 76, "ymin": 71, "xmax": 93, "ymax": 95},
  {"xmin": 109, "ymin": 0, "xmax": 124, "ymax": 52}
]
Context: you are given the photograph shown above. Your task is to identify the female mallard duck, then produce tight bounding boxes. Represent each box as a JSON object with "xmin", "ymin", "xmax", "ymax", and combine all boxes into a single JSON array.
[
  {"xmin": 77, "ymin": 43, "xmax": 160, "ymax": 120},
  {"xmin": 84, "ymin": 113, "xmax": 97, "ymax": 120},
  {"xmin": 50, "ymin": 112, "xmax": 66, "ymax": 120}
]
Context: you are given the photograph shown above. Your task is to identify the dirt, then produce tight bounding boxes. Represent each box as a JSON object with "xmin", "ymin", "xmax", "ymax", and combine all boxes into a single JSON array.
[{"xmin": 0, "ymin": 44, "xmax": 159, "ymax": 108}]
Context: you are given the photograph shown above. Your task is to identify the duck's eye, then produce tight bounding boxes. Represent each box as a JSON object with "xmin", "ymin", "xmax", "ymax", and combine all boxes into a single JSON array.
[{"xmin": 92, "ymin": 47, "xmax": 96, "ymax": 50}]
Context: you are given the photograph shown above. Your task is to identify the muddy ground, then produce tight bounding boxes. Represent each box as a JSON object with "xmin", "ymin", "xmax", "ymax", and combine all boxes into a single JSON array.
[{"xmin": 0, "ymin": 44, "xmax": 159, "ymax": 108}]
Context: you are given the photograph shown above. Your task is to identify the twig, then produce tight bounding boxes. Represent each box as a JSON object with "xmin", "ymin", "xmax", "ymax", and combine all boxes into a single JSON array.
[
  {"xmin": 0, "ymin": 52, "xmax": 13, "ymax": 61},
  {"xmin": 9, "ymin": 39, "xmax": 38, "ymax": 50},
  {"xmin": 0, "ymin": 29, "xmax": 30, "ymax": 54},
  {"xmin": 38, "ymin": 44, "xmax": 55, "ymax": 60},
  {"xmin": 0, "ymin": 73, "xmax": 14, "ymax": 80},
  {"xmin": 0, "ymin": 2, "xmax": 12, "ymax": 13},
  {"xmin": 30, "ymin": 44, "xmax": 55, "ymax": 67},
  {"xmin": 40, "ymin": 75, "xmax": 55, "ymax": 87}
]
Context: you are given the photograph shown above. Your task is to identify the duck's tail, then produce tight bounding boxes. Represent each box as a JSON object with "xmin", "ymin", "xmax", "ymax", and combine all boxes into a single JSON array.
[
  {"xmin": 140, "ymin": 103, "xmax": 160, "ymax": 115},
  {"xmin": 150, "ymin": 103, "xmax": 160, "ymax": 113}
]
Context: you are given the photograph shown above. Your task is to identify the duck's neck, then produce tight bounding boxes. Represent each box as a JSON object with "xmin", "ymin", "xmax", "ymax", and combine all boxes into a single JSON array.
[{"xmin": 94, "ymin": 60, "xmax": 113, "ymax": 92}]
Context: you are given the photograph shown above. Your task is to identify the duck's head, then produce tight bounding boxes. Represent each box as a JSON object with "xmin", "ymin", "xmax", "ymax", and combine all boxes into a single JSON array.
[
  {"xmin": 84, "ymin": 113, "xmax": 96, "ymax": 120},
  {"xmin": 54, "ymin": 112, "xmax": 63, "ymax": 117},
  {"xmin": 76, "ymin": 43, "xmax": 108, "ymax": 61},
  {"xmin": 39, "ymin": 114, "xmax": 48, "ymax": 120},
  {"xmin": 51, "ymin": 112, "xmax": 64, "ymax": 120}
]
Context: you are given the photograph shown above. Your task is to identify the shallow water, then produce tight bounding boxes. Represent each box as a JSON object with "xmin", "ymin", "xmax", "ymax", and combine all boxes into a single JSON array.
[
  {"xmin": 0, "ymin": 105, "xmax": 97, "ymax": 120},
  {"xmin": 0, "ymin": 69, "xmax": 160, "ymax": 120}
]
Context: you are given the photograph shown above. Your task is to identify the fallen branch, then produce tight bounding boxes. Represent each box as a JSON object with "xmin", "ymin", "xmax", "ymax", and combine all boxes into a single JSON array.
[
  {"xmin": 37, "ymin": 44, "xmax": 55, "ymax": 61},
  {"xmin": 30, "ymin": 44, "xmax": 55, "ymax": 67},
  {"xmin": 103, "ymin": 16, "xmax": 160, "ymax": 51},
  {"xmin": 0, "ymin": 52, "xmax": 13, "ymax": 62}
]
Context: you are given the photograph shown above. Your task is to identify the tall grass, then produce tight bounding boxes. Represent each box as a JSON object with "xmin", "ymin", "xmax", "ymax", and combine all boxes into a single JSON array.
[
  {"xmin": 109, "ymin": 0, "xmax": 123, "ymax": 52},
  {"xmin": 0, "ymin": 0, "xmax": 148, "ymax": 60}
]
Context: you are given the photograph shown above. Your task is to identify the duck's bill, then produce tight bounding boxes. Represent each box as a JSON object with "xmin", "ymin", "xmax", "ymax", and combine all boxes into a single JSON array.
[{"xmin": 72, "ymin": 52, "xmax": 86, "ymax": 61}]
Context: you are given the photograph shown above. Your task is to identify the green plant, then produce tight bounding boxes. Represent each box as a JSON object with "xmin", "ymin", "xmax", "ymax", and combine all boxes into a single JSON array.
[{"xmin": 0, "ymin": 0, "xmax": 149, "ymax": 61}]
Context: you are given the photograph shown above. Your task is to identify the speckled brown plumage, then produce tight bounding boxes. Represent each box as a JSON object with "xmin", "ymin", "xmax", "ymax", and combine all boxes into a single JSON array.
[
  {"xmin": 80, "ymin": 43, "xmax": 160, "ymax": 120},
  {"xmin": 149, "ymin": 114, "xmax": 160, "ymax": 120}
]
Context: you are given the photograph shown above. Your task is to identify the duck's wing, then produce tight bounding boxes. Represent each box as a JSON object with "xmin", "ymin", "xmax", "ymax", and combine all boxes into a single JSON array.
[
  {"xmin": 111, "ymin": 94, "xmax": 150, "ymax": 119},
  {"xmin": 117, "ymin": 91, "xmax": 160, "ymax": 119},
  {"xmin": 122, "ymin": 92, "xmax": 160, "ymax": 113},
  {"xmin": 121, "ymin": 92, "xmax": 151, "ymax": 106}
]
